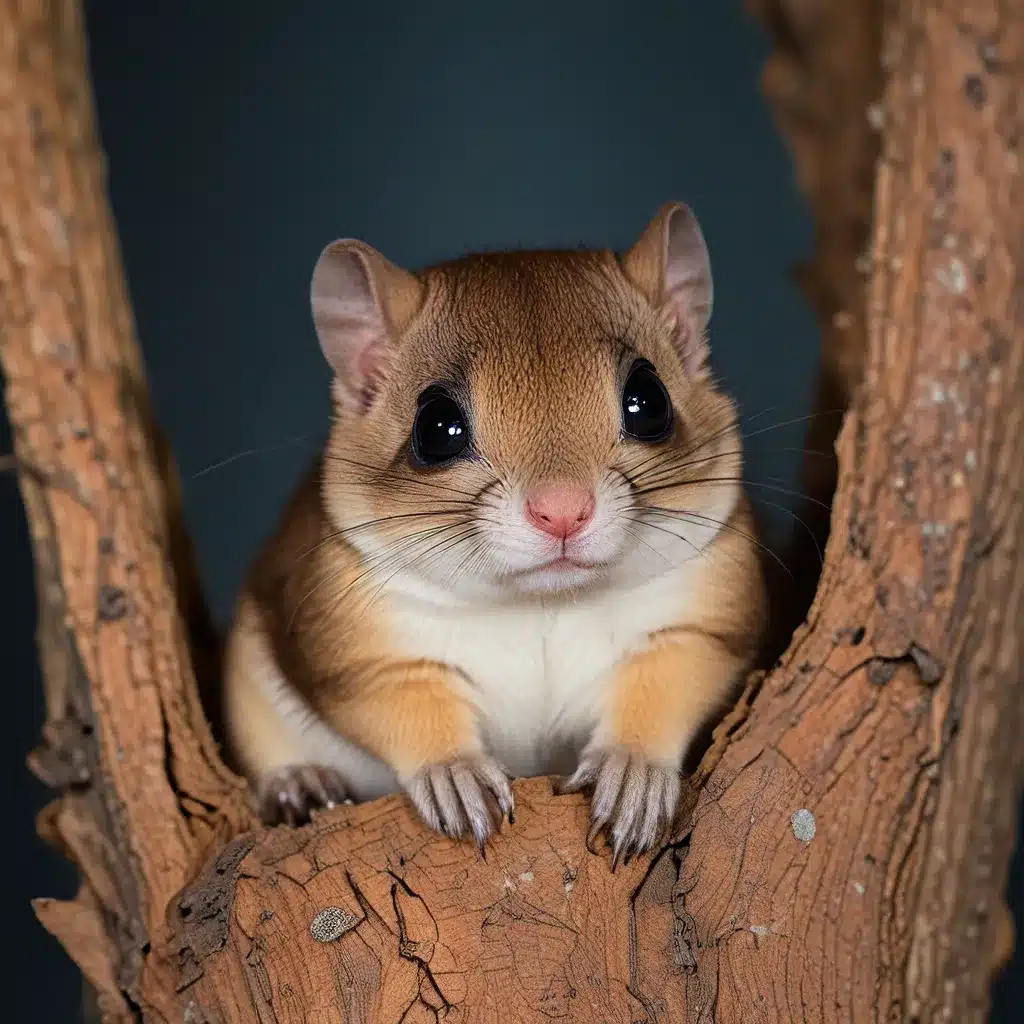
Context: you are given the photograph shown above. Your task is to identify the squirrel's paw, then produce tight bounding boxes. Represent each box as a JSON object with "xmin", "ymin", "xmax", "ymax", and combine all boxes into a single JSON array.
[
  {"xmin": 562, "ymin": 746, "xmax": 680, "ymax": 868},
  {"xmin": 257, "ymin": 764, "xmax": 352, "ymax": 827},
  {"xmin": 404, "ymin": 755, "xmax": 514, "ymax": 852}
]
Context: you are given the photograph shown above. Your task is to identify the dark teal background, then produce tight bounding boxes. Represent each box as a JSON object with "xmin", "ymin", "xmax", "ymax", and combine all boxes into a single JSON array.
[
  {"xmin": 3, "ymin": 1, "xmax": 1018, "ymax": 1017},
  {"xmin": 85, "ymin": 1, "xmax": 822, "ymax": 628}
]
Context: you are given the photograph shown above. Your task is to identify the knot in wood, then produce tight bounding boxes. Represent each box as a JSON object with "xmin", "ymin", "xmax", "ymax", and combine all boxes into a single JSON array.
[
  {"xmin": 98, "ymin": 584, "xmax": 128, "ymax": 622},
  {"xmin": 309, "ymin": 906, "xmax": 358, "ymax": 943}
]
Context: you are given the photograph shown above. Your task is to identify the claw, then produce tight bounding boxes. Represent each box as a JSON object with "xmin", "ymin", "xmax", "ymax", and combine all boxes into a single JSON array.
[
  {"xmin": 428, "ymin": 764, "xmax": 466, "ymax": 838},
  {"xmin": 470, "ymin": 818, "xmax": 491, "ymax": 851},
  {"xmin": 619, "ymin": 833, "xmax": 638, "ymax": 868},
  {"xmin": 559, "ymin": 772, "xmax": 583, "ymax": 795},
  {"xmin": 406, "ymin": 773, "xmax": 442, "ymax": 834},
  {"xmin": 586, "ymin": 816, "xmax": 607, "ymax": 854},
  {"xmin": 258, "ymin": 765, "xmax": 351, "ymax": 827},
  {"xmin": 610, "ymin": 844, "xmax": 622, "ymax": 874},
  {"xmin": 481, "ymin": 774, "xmax": 512, "ymax": 815},
  {"xmin": 610, "ymin": 826, "xmax": 635, "ymax": 873},
  {"xmin": 405, "ymin": 754, "xmax": 512, "ymax": 849},
  {"xmin": 492, "ymin": 785, "xmax": 515, "ymax": 819},
  {"xmin": 561, "ymin": 752, "xmax": 599, "ymax": 795},
  {"xmin": 576, "ymin": 750, "xmax": 684, "ymax": 868}
]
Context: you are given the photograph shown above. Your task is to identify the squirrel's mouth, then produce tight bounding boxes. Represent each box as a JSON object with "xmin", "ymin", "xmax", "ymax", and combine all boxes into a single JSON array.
[
  {"xmin": 541, "ymin": 556, "xmax": 594, "ymax": 571},
  {"xmin": 511, "ymin": 556, "xmax": 596, "ymax": 575},
  {"xmin": 505, "ymin": 556, "xmax": 611, "ymax": 587}
]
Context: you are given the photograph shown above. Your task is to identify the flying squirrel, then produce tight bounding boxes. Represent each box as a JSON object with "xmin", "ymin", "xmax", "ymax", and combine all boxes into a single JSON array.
[{"xmin": 224, "ymin": 202, "xmax": 767, "ymax": 864}]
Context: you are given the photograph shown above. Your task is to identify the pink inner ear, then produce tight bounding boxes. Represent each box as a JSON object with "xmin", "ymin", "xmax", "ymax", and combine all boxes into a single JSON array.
[
  {"xmin": 313, "ymin": 301, "xmax": 388, "ymax": 410},
  {"xmin": 662, "ymin": 206, "xmax": 713, "ymax": 377},
  {"xmin": 311, "ymin": 242, "xmax": 397, "ymax": 412},
  {"xmin": 663, "ymin": 284, "xmax": 707, "ymax": 379},
  {"xmin": 355, "ymin": 340, "xmax": 390, "ymax": 412}
]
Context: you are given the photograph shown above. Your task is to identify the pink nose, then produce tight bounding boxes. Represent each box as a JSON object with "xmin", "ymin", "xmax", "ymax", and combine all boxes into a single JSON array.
[{"xmin": 524, "ymin": 485, "xmax": 596, "ymax": 540}]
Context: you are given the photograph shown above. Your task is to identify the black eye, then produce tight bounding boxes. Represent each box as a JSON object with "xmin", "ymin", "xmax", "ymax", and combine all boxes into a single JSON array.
[
  {"xmin": 622, "ymin": 361, "xmax": 673, "ymax": 441},
  {"xmin": 412, "ymin": 389, "xmax": 470, "ymax": 466}
]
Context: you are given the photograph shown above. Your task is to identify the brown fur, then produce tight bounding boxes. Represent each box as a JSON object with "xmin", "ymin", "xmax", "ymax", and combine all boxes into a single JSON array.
[{"xmin": 225, "ymin": 205, "xmax": 767, "ymax": 855}]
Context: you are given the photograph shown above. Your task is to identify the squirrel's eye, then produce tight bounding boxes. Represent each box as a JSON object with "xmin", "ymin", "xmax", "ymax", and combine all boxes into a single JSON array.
[
  {"xmin": 412, "ymin": 389, "xmax": 470, "ymax": 466},
  {"xmin": 621, "ymin": 361, "xmax": 673, "ymax": 442}
]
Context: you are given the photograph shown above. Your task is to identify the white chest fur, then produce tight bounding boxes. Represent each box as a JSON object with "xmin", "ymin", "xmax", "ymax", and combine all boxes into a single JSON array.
[{"xmin": 385, "ymin": 564, "xmax": 700, "ymax": 778}]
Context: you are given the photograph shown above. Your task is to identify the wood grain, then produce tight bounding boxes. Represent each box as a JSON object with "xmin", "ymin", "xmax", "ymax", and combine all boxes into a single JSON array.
[
  {"xmin": 679, "ymin": 1, "xmax": 1023, "ymax": 1018},
  {"xmin": 2, "ymin": 0, "xmax": 1021, "ymax": 1021},
  {"xmin": 0, "ymin": 1, "xmax": 253, "ymax": 1017}
]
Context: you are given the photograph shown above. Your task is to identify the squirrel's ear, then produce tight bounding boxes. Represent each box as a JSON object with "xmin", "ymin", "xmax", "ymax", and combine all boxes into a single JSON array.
[
  {"xmin": 310, "ymin": 240, "xmax": 424, "ymax": 412},
  {"xmin": 620, "ymin": 202, "xmax": 713, "ymax": 379}
]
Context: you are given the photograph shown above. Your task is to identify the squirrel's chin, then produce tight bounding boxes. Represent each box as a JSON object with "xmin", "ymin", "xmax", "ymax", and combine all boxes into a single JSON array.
[{"xmin": 501, "ymin": 561, "xmax": 610, "ymax": 596}]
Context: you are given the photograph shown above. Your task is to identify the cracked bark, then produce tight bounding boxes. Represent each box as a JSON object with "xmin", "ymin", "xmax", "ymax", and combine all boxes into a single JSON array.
[
  {"xmin": 3, "ymin": 0, "xmax": 1022, "ymax": 1022},
  {"xmin": 1, "ymin": 1, "xmax": 254, "ymax": 1019}
]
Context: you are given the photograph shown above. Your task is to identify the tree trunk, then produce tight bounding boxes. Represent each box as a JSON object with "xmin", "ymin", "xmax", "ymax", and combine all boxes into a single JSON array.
[
  {"xmin": 3, "ymin": 0, "xmax": 1022, "ymax": 1022},
  {"xmin": 1, "ymin": 1, "xmax": 254, "ymax": 1018}
]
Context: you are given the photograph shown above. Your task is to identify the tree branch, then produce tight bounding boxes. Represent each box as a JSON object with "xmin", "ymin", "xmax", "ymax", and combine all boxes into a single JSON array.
[
  {"xmin": 1, "ymin": 1, "xmax": 253, "ymax": 1017},
  {"xmin": 3, "ymin": 0, "xmax": 1021, "ymax": 1021}
]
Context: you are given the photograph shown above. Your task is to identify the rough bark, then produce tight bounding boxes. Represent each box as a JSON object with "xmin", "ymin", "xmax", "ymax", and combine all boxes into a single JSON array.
[
  {"xmin": 3, "ymin": 0, "xmax": 1022, "ymax": 1022},
  {"xmin": 1, "ymin": 1, "xmax": 254, "ymax": 1018}
]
